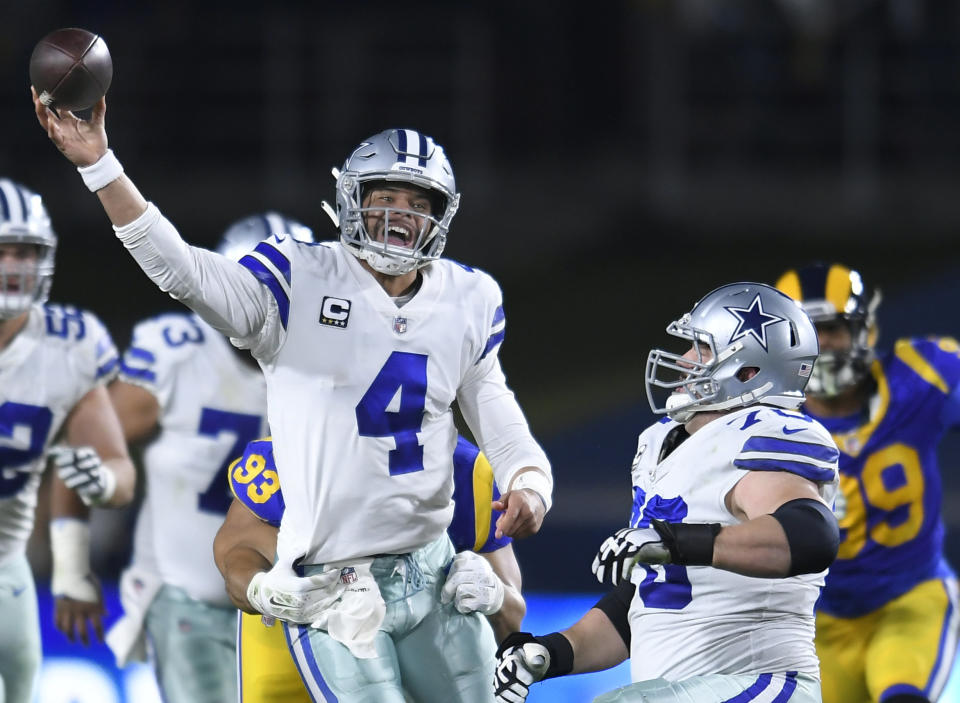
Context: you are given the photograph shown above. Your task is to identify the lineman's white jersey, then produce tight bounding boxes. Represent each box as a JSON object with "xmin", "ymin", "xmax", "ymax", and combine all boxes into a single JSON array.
[
  {"xmin": 0, "ymin": 304, "xmax": 119, "ymax": 563},
  {"xmin": 626, "ymin": 405, "xmax": 839, "ymax": 682},
  {"xmin": 120, "ymin": 313, "xmax": 267, "ymax": 605},
  {"xmin": 234, "ymin": 238, "xmax": 545, "ymax": 565}
]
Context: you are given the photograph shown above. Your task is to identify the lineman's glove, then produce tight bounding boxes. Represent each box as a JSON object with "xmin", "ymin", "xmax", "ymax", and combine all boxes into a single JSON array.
[
  {"xmin": 50, "ymin": 446, "xmax": 116, "ymax": 507},
  {"xmin": 246, "ymin": 565, "xmax": 341, "ymax": 624},
  {"xmin": 592, "ymin": 525, "xmax": 671, "ymax": 586},
  {"xmin": 494, "ymin": 636, "xmax": 550, "ymax": 703},
  {"xmin": 441, "ymin": 551, "xmax": 505, "ymax": 615}
]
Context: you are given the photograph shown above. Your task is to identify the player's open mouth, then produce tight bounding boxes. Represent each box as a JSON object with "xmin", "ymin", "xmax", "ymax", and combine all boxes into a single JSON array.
[{"xmin": 385, "ymin": 225, "xmax": 414, "ymax": 248}]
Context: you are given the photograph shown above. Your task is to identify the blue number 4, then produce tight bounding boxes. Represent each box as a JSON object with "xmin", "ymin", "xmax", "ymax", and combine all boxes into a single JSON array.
[
  {"xmin": 356, "ymin": 352, "xmax": 428, "ymax": 476},
  {"xmin": 196, "ymin": 408, "xmax": 263, "ymax": 514}
]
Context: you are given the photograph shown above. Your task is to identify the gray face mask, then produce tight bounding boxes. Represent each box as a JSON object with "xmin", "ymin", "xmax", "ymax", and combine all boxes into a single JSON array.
[{"xmin": 0, "ymin": 179, "xmax": 57, "ymax": 319}]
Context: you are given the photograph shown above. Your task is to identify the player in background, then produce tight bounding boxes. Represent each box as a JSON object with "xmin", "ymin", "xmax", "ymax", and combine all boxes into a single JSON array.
[
  {"xmin": 775, "ymin": 263, "xmax": 960, "ymax": 703},
  {"xmin": 493, "ymin": 282, "xmax": 839, "ymax": 703},
  {"xmin": 213, "ymin": 435, "xmax": 525, "ymax": 703},
  {"xmin": 35, "ymin": 94, "xmax": 551, "ymax": 703},
  {"xmin": 0, "ymin": 177, "xmax": 135, "ymax": 703},
  {"xmin": 104, "ymin": 213, "xmax": 313, "ymax": 703}
]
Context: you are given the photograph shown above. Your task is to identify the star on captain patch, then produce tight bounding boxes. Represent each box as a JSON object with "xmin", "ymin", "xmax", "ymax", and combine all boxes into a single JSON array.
[
  {"xmin": 393, "ymin": 317, "xmax": 408, "ymax": 334},
  {"xmin": 724, "ymin": 294, "xmax": 784, "ymax": 351}
]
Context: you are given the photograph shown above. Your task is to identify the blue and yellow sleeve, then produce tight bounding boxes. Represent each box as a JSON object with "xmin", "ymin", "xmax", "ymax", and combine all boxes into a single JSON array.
[
  {"xmin": 893, "ymin": 337, "xmax": 960, "ymax": 428},
  {"xmin": 228, "ymin": 437, "xmax": 285, "ymax": 526},
  {"xmin": 447, "ymin": 436, "xmax": 512, "ymax": 554}
]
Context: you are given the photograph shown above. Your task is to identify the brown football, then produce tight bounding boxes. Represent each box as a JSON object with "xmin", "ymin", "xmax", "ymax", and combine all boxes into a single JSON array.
[{"xmin": 29, "ymin": 28, "xmax": 112, "ymax": 113}]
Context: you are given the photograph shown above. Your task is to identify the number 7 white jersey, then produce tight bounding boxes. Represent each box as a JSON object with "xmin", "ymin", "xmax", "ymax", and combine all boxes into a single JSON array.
[
  {"xmin": 625, "ymin": 405, "xmax": 839, "ymax": 682},
  {"xmin": 119, "ymin": 313, "xmax": 268, "ymax": 605},
  {"xmin": 233, "ymin": 238, "xmax": 542, "ymax": 566}
]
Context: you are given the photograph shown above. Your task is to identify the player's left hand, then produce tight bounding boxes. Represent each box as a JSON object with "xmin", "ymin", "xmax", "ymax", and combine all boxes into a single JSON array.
[
  {"xmin": 592, "ymin": 525, "xmax": 672, "ymax": 586},
  {"xmin": 493, "ymin": 489, "xmax": 545, "ymax": 539},
  {"xmin": 50, "ymin": 445, "xmax": 116, "ymax": 507},
  {"xmin": 440, "ymin": 551, "xmax": 505, "ymax": 615},
  {"xmin": 54, "ymin": 575, "xmax": 106, "ymax": 646}
]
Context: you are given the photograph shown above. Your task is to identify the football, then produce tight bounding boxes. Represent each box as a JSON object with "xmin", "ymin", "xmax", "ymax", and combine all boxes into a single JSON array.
[{"xmin": 29, "ymin": 28, "xmax": 112, "ymax": 113}]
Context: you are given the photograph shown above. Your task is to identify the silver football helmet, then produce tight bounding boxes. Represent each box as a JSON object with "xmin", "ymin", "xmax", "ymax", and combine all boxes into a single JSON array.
[
  {"xmin": 775, "ymin": 262, "xmax": 880, "ymax": 398},
  {"xmin": 0, "ymin": 179, "xmax": 56, "ymax": 319},
  {"xmin": 216, "ymin": 212, "xmax": 314, "ymax": 262},
  {"xmin": 322, "ymin": 128, "xmax": 460, "ymax": 275},
  {"xmin": 646, "ymin": 282, "xmax": 819, "ymax": 423}
]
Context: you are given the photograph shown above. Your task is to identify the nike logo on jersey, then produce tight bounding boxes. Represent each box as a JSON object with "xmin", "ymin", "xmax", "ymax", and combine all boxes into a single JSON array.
[
  {"xmin": 11, "ymin": 586, "xmax": 26, "ymax": 597},
  {"xmin": 782, "ymin": 426, "xmax": 807, "ymax": 435}
]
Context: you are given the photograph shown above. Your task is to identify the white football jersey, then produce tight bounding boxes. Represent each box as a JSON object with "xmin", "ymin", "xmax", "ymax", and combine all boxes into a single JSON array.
[
  {"xmin": 120, "ymin": 313, "xmax": 267, "ymax": 605},
  {"xmin": 0, "ymin": 304, "xmax": 119, "ymax": 563},
  {"xmin": 235, "ymin": 239, "xmax": 519, "ymax": 565},
  {"xmin": 626, "ymin": 405, "xmax": 839, "ymax": 682}
]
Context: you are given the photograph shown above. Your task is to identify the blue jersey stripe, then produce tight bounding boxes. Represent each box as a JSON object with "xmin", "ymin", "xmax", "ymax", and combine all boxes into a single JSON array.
[
  {"xmin": 734, "ymin": 457, "xmax": 836, "ymax": 483},
  {"xmin": 96, "ymin": 357, "xmax": 119, "ymax": 380},
  {"xmin": 126, "ymin": 346, "xmax": 156, "ymax": 364},
  {"xmin": 253, "ymin": 241, "xmax": 292, "ymax": 285},
  {"xmin": 721, "ymin": 673, "xmax": 772, "ymax": 702},
  {"xmin": 239, "ymin": 255, "xmax": 290, "ymax": 329},
  {"xmin": 771, "ymin": 672, "xmax": 798, "ymax": 702},
  {"xmin": 492, "ymin": 305, "xmax": 505, "ymax": 327},
  {"xmin": 477, "ymin": 329, "xmax": 505, "ymax": 363},
  {"xmin": 120, "ymin": 361, "xmax": 157, "ymax": 383},
  {"xmin": 741, "ymin": 435, "xmax": 839, "ymax": 463}
]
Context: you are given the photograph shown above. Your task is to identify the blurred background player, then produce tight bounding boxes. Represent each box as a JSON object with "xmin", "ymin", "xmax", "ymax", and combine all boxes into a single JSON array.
[
  {"xmin": 104, "ymin": 213, "xmax": 313, "ymax": 703},
  {"xmin": 213, "ymin": 434, "xmax": 525, "ymax": 703},
  {"xmin": 0, "ymin": 177, "xmax": 135, "ymax": 703},
  {"xmin": 35, "ymin": 94, "xmax": 552, "ymax": 703},
  {"xmin": 776, "ymin": 263, "xmax": 960, "ymax": 703},
  {"xmin": 494, "ymin": 282, "xmax": 839, "ymax": 703}
]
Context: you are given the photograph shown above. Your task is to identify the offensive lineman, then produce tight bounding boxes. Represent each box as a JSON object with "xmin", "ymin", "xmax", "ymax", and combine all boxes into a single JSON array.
[
  {"xmin": 0, "ymin": 177, "xmax": 135, "ymax": 703},
  {"xmin": 494, "ymin": 283, "xmax": 840, "ymax": 703},
  {"xmin": 104, "ymin": 213, "xmax": 312, "ymax": 703},
  {"xmin": 34, "ymin": 94, "xmax": 552, "ymax": 702}
]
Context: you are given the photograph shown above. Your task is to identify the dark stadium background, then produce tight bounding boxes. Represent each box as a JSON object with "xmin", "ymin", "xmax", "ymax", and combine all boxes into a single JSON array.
[{"xmin": 4, "ymin": 1, "xmax": 960, "ymax": 699}]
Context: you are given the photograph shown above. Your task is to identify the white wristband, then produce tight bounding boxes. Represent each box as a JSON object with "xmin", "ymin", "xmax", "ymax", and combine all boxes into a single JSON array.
[
  {"xmin": 50, "ymin": 518, "xmax": 98, "ymax": 602},
  {"xmin": 509, "ymin": 470, "xmax": 553, "ymax": 512},
  {"xmin": 78, "ymin": 149, "xmax": 124, "ymax": 192}
]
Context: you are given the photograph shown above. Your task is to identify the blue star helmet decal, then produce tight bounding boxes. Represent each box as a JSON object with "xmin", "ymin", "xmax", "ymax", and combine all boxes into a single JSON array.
[{"xmin": 724, "ymin": 293, "xmax": 785, "ymax": 351}]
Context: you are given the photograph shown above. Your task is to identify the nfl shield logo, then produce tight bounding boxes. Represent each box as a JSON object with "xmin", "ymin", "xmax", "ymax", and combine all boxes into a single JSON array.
[
  {"xmin": 393, "ymin": 317, "xmax": 408, "ymax": 334},
  {"xmin": 340, "ymin": 567, "xmax": 359, "ymax": 584}
]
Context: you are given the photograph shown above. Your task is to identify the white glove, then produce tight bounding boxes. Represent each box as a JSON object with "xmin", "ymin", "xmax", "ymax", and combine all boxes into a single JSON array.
[
  {"xmin": 50, "ymin": 446, "xmax": 116, "ymax": 507},
  {"xmin": 50, "ymin": 518, "xmax": 99, "ymax": 602},
  {"xmin": 246, "ymin": 564, "xmax": 342, "ymax": 624},
  {"xmin": 494, "ymin": 641, "xmax": 550, "ymax": 703},
  {"xmin": 591, "ymin": 526, "xmax": 671, "ymax": 586},
  {"xmin": 440, "ymin": 551, "xmax": 505, "ymax": 615}
]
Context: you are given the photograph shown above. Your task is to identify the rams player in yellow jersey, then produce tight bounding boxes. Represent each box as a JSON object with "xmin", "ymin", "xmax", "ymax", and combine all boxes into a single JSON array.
[
  {"xmin": 776, "ymin": 263, "xmax": 960, "ymax": 703},
  {"xmin": 214, "ymin": 435, "xmax": 525, "ymax": 703}
]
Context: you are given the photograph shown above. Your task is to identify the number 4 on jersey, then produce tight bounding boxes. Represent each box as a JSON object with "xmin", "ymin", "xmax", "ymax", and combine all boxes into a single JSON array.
[{"xmin": 356, "ymin": 351, "xmax": 428, "ymax": 476}]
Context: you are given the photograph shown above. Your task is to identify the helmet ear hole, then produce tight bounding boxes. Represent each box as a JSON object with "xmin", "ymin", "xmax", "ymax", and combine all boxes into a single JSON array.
[{"xmin": 737, "ymin": 366, "xmax": 760, "ymax": 383}]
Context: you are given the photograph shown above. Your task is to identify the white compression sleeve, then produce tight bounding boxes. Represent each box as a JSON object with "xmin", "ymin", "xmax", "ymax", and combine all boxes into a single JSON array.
[
  {"xmin": 113, "ymin": 203, "xmax": 271, "ymax": 340},
  {"xmin": 458, "ymin": 358, "xmax": 553, "ymax": 510}
]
